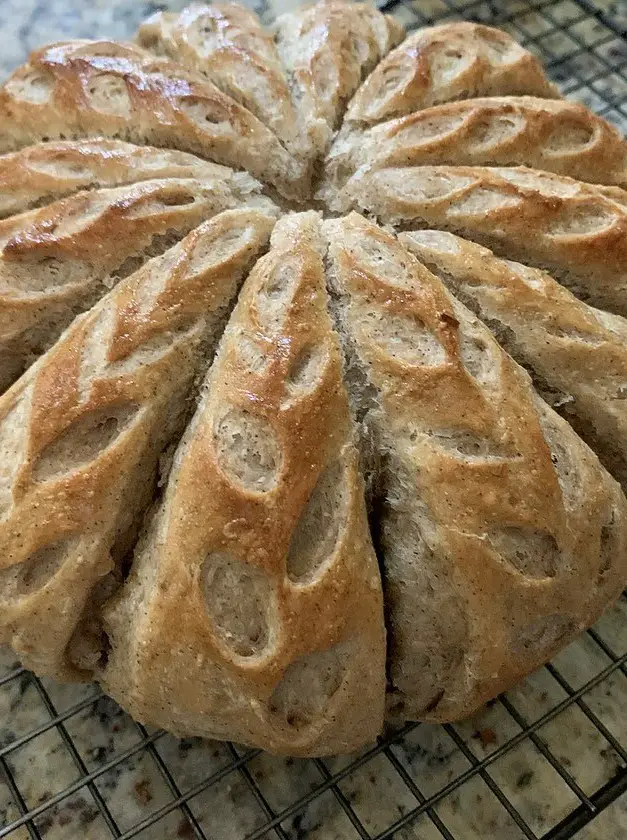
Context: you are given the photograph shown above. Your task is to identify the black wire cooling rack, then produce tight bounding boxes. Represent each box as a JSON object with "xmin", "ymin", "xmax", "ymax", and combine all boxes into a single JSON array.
[{"xmin": 0, "ymin": 1, "xmax": 626, "ymax": 838}]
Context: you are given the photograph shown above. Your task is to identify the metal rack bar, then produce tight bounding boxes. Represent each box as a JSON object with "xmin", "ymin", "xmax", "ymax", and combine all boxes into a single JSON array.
[
  {"xmin": 541, "ymin": 768, "xmax": 627, "ymax": 840},
  {"xmin": 29, "ymin": 676, "xmax": 121, "ymax": 838},
  {"xmin": 135, "ymin": 722, "xmax": 210, "ymax": 840}
]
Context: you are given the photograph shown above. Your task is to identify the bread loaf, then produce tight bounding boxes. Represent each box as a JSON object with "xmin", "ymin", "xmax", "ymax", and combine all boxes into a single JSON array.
[
  {"xmin": 343, "ymin": 23, "xmax": 559, "ymax": 129},
  {"xmin": 138, "ymin": 4, "xmax": 309, "ymax": 159},
  {"xmin": 400, "ymin": 229, "xmax": 627, "ymax": 493},
  {"xmin": 338, "ymin": 165, "xmax": 627, "ymax": 316},
  {"xmin": 100, "ymin": 212, "xmax": 386, "ymax": 755},
  {"xmin": 0, "ymin": 139, "xmax": 237, "ymax": 219},
  {"xmin": 0, "ymin": 40, "xmax": 308, "ymax": 200},
  {"xmin": 320, "ymin": 97, "xmax": 627, "ymax": 204},
  {"xmin": 0, "ymin": 207, "xmax": 275, "ymax": 681},
  {"xmin": 323, "ymin": 212, "xmax": 627, "ymax": 722},
  {"xmin": 0, "ymin": 1, "xmax": 625, "ymax": 754},
  {"xmin": 0, "ymin": 176, "xmax": 272, "ymax": 393},
  {"xmin": 275, "ymin": 0, "xmax": 403, "ymax": 146}
]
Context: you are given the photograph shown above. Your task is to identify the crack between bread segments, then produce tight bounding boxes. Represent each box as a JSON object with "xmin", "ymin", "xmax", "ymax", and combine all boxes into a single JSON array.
[
  {"xmin": 321, "ymin": 242, "xmax": 401, "ymax": 697},
  {"xmin": 321, "ymin": 240, "xmax": 478, "ymax": 721}
]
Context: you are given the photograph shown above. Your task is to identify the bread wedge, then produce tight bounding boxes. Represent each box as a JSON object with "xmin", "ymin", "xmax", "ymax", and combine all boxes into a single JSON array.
[
  {"xmin": 100, "ymin": 212, "xmax": 386, "ymax": 755},
  {"xmin": 275, "ymin": 0, "xmax": 403, "ymax": 148},
  {"xmin": 0, "ymin": 139, "xmax": 237, "ymax": 219},
  {"xmin": 344, "ymin": 23, "xmax": 559, "ymax": 128},
  {"xmin": 0, "ymin": 176, "xmax": 272, "ymax": 393},
  {"xmin": 401, "ymin": 229, "xmax": 627, "ymax": 494},
  {"xmin": 323, "ymin": 213, "xmax": 627, "ymax": 722},
  {"xmin": 338, "ymin": 165, "xmax": 627, "ymax": 316},
  {"xmin": 0, "ymin": 207, "xmax": 276, "ymax": 681},
  {"xmin": 0, "ymin": 40, "xmax": 307, "ymax": 201},
  {"xmin": 321, "ymin": 97, "xmax": 627, "ymax": 204},
  {"xmin": 138, "ymin": 3, "xmax": 309, "ymax": 160}
]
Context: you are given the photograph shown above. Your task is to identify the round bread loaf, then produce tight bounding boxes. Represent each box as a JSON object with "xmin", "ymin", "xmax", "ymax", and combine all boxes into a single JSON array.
[{"xmin": 0, "ymin": 1, "xmax": 625, "ymax": 756}]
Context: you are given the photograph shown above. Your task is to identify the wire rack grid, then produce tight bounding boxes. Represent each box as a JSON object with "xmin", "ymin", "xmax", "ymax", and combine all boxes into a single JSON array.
[{"xmin": 0, "ymin": 0, "xmax": 626, "ymax": 838}]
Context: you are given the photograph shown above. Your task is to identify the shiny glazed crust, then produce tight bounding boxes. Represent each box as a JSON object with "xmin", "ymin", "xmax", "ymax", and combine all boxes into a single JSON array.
[
  {"xmin": 0, "ymin": 176, "xmax": 273, "ymax": 394},
  {"xmin": 0, "ymin": 208, "xmax": 276, "ymax": 680},
  {"xmin": 0, "ymin": 40, "xmax": 308, "ymax": 200},
  {"xmin": 100, "ymin": 212, "xmax": 386, "ymax": 755}
]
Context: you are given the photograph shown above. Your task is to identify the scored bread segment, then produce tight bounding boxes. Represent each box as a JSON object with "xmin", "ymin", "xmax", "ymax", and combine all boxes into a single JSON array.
[
  {"xmin": 323, "ymin": 212, "xmax": 627, "ymax": 722},
  {"xmin": 401, "ymin": 229, "xmax": 627, "ymax": 494},
  {"xmin": 0, "ymin": 40, "xmax": 308, "ymax": 201},
  {"xmin": 337, "ymin": 165, "xmax": 627, "ymax": 317},
  {"xmin": 0, "ymin": 176, "xmax": 273, "ymax": 394},
  {"xmin": 0, "ymin": 207, "xmax": 276, "ymax": 681},
  {"xmin": 321, "ymin": 97, "xmax": 627, "ymax": 204},
  {"xmin": 137, "ymin": 3, "xmax": 311, "ymax": 161},
  {"xmin": 275, "ymin": 0, "xmax": 404, "ymax": 151},
  {"xmin": 0, "ymin": 139, "xmax": 239, "ymax": 220},
  {"xmin": 343, "ymin": 23, "xmax": 559, "ymax": 129},
  {"xmin": 100, "ymin": 211, "xmax": 386, "ymax": 756}
]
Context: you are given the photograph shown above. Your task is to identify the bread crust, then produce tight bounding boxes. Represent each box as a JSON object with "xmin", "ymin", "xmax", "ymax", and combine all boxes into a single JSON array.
[
  {"xmin": 324, "ymin": 212, "xmax": 627, "ymax": 722},
  {"xmin": 344, "ymin": 23, "xmax": 559, "ymax": 128},
  {"xmin": 0, "ymin": 40, "xmax": 308, "ymax": 200},
  {"xmin": 321, "ymin": 97, "xmax": 627, "ymax": 203},
  {"xmin": 0, "ymin": 177, "xmax": 273, "ymax": 394},
  {"xmin": 338, "ymin": 165, "xmax": 627, "ymax": 316},
  {"xmin": 100, "ymin": 212, "xmax": 386, "ymax": 755},
  {"xmin": 0, "ymin": 208, "xmax": 275, "ymax": 680},
  {"xmin": 275, "ymin": 0, "xmax": 404, "ymax": 148},
  {"xmin": 0, "ymin": 139, "xmax": 238, "ymax": 219},
  {"xmin": 401, "ymin": 229, "xmax": 627, "ymax": 493},
  {"xmin": 137, "ymin": 4, "xmax": 308, "ymax": 159}
]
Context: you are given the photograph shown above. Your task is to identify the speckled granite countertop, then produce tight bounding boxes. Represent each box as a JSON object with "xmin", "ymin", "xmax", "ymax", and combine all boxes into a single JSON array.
[{"xmin": 0, "ymin": 1, "xmax": 626, "ymax": 838}]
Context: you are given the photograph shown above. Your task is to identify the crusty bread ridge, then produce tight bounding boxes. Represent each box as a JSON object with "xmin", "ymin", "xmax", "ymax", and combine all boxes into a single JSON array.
[
  {"xmin": 0, "ymin": 207, "xmax": 276, "ymax": 680},
  {"xmin": 0, "ymin": 40, "xmax": 308, "ymax": 201},
  {"xmin": 137, "ymin": 3, "xmax": 310, "ymax": 160},
  {"xmin": 275, "ymin": 0, "xmax": 404, "ymax": 148},
  {"xmin": 0, "ymin": 176, "xmax": 273, "ymax": 394},
  {"xmin": 323, "ymin": 213, "xmax": 627, "ymax": 722},
  {"xmin": 343, "ymin": 23, "xmax": 559, "ymax": 129},
  {"xmin": 0, "ymin": 139, "xmax": 239, "ymax": 219},
  {"xmin": 400, "ymin": 229, "xmax": 627, "ymax": 494},
  {"xmin": 337, "ymin": 165, "xmax": 627, "ymax": 316},
  {"xmin": 320, "ymin": 97, "xmax": 627, "ymax": 204},
  {"xmin": 100, "ymin": 212, "xmax": 386, "ymax": 755}
]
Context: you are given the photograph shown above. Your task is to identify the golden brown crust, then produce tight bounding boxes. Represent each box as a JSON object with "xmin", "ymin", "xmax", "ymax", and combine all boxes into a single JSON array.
[
  {"xmin": 275, "ymin": 0, "xmax": 404, "ymax": 147},
  {"xmin": 344, "ymin": 23, "xmax": 559, "ymax": 128},
  {"xmin": 400, "ymin": 229, "xmax": 627, "ymax": 492},
  {"xmin": 0, "ymin": 40, "xmax": 308, "ymax": 200},
  {"xmin": 101, "ymin": 212, "xmax": 386, "ymax": 755},
  {"xmin": 324, "ymin": 212, "xmax": 627, "ymax": 722},
  {"xmin": 0, "ymin": 207, "xmax": 276, "ymax": 680},
  {"xmin": 0, "ymin": 177, "xmax": 272, "ymax": 394},
  {"xmin": 338, "ymin": 165, "xmax": 627, "ymax": 316},
  {"xmin": 0, "ymin": 139, "xmax": 237, "ymax": 219},
  {"xmin": 138, "ymin": 4, "xmax": 307, "ymax": 157},
  {"xmin": 321, "ymin": 97, "xmax": 627, "ymax": 203}
]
